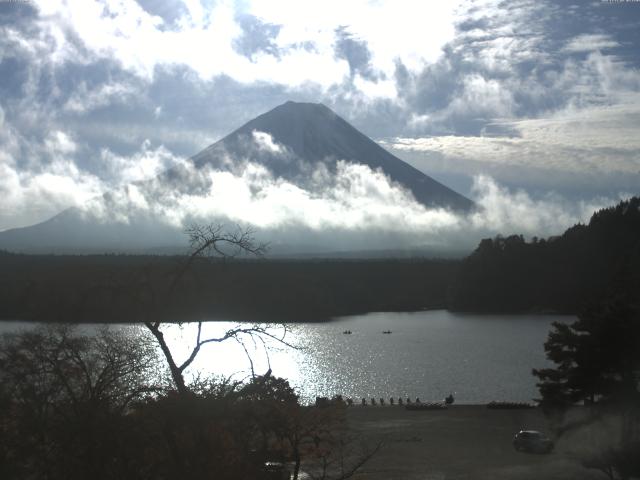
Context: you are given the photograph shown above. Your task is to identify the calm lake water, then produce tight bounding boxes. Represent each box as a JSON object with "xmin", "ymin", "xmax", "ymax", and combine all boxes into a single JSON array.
[{"xmin": 0, "ymin": 310, "xmax": 572, "ymax": 404}]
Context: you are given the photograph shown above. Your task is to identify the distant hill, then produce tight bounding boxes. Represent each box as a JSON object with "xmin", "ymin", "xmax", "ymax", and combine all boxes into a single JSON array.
[
  {"xmin": 0, "ymin": 101, "xmax": 472, "ymax": 254},
  {"xmin": 450, "ymin": 196, "xmax": 640, "ymax": 313}
]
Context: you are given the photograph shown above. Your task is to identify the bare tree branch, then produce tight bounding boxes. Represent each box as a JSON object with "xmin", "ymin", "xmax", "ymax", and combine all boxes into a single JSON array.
[
  {"xmin": 164, "ymin": 223, "xmax": 268, "ymax": 302},
  {"xmin": 139, "ymin": 222, "xmax": 298, "ymax": 396},
  {"xmin": 235, "ymin": 336, "xmax": 256, "ymax": 379}
]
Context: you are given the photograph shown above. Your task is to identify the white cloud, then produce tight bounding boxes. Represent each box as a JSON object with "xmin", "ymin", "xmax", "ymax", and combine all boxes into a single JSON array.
[
  {"xmin": 63, "ymin": 80, "xmax": 143, "ymax": 113},
  {"xmin": 0, "ymin": 132, "xmax": 91, "ymax": 225},
  {"xmin": 27, "ymin": 0, "xmax": 347, "ymax": 87},
  {"xmin": 0, "ymin": 105, "xmax": 186, "ymax": 230},
  {"xmin": 252, "ymin": 131, "xmax": 284, "ymax": 154},
  {"xmin": 81, "ymin": 159, "xmax": 458, "ymax": 234},
  {"xmin": 99, "ymin": 140, "xmax": 186, "ymax": 184},
  {"xmin": 352, "ymin": 76, "xmax": 397, "ymax": 100},
  {"xmin": 247, "ymin": 0, "xmax": 458, "ymax": 73},
  {"xmin": 447, "ymin": 74, "xmax": 514, "ymax": 118},
  {"xmin": 0, "ymin": 155, "xmax": 104, "ymax": 231},
  {"xmin": 44, "ymin": 130, "xmax": 77, "ymax": 154},
  {"xmin": 563, "ymin": 34, "xmax": 620, "ymax": 53},
  {"xmin": 75, "ymin": 149, "xmax": 618, "ymax": 252},
  {"xmin": 0, "ymin": 113, "xmax": 621, "ymax": 251},
  {"xmin": 384, "ymin": 97, "xmax": 640, "ymax": 188},
  {"xmin": 1, "ymin": 0, "xmax": 638, "ymax": 241},
  {"xmin": 469, "ymin": 175, "xmax": 609, "ymax": 234},
  {"xmin": 25, "ymin": 0, "xmax": 462, "ymax": 96}
]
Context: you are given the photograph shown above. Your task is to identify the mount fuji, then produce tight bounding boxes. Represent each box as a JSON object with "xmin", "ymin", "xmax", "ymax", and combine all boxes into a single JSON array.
[{"xmin": 0, "ymin": 101, "xmax": 473, "ymax": 254}]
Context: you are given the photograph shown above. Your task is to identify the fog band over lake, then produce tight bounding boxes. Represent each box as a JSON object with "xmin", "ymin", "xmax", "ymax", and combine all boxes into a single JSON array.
[{"xmin": 0, "ymin": 310, "xmax": 572, "ymax": 405}]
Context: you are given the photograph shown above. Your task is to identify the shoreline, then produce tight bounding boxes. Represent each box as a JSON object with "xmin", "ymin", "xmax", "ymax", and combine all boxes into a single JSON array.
[{"xmin": 0, "ymin": 306, "xmax": 576, "ymax": 325}]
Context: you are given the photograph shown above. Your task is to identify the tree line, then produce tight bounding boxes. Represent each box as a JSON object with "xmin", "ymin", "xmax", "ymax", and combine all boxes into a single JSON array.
[
  {"xmin": 2, "ymin": 198, "xmax": 638, "ymax": 323},
  {"xmin": 493, "ymin": 197, "xmax": 640, "ymax": 480},
  {"xmin": 450, "ymin": 196, "xmax": 640, "ymax": 313},
  {"xmin": 0, "ymin": 254, "xmax": 457, "ymax": 323}
]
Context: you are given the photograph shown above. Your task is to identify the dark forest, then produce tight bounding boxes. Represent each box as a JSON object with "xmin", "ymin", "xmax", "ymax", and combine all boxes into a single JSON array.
[{"xmin": 1, "ymin": 197, "xmax": 638, "ymax": 323}]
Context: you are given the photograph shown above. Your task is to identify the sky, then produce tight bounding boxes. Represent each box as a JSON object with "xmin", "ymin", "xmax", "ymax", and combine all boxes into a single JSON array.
[{"xmin": 0, "ymin": 0, "xmax": 639, "ymax": 245}]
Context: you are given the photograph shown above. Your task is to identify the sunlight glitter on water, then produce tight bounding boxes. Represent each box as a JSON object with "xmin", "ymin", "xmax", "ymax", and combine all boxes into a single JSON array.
[
  {"xmin": 152, "ymin": 310, "xmax": 573, "ymax": 404},
  {"xmin": 0, "ymin": 310, "xmax": 573, "ymax": 405},
  {"xmin": 157, "ymin": 321, "xmax": 307, "ymax": 386}
]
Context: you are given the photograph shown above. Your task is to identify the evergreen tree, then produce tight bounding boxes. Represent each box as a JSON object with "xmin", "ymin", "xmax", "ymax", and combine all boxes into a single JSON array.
[{"xmin": 533, "ymin": 298, "xmax": 640, "ymax": 410}]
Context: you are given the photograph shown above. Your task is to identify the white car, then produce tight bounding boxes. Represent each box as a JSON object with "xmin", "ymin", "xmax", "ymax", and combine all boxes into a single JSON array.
[{"xmin": 513, "ymin": 430, "xmax": 554, "ymax": 453}]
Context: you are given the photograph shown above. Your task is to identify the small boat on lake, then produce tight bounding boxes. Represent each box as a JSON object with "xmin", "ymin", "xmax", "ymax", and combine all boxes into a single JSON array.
[{"xmin": 382, "ymin": 330, "xmax": 392, "ymax": 334}]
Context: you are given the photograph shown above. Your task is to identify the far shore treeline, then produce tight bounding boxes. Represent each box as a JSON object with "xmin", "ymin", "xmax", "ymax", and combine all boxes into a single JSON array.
[
  {"xmin": 451, "ymin": 196, "xmax": 640, "ymax": 313},
  {"xmin": 0, "ymin": 196, "xmax": 638, "ymax": 323},
  {"xmin": 0, "ymin": 256, "xmax": 458, "ymax": 323}
]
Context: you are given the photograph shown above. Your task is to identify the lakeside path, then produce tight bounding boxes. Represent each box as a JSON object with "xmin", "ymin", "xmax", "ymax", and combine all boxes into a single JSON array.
[{"xmin": 345, "ymin": 405, "xmax": 602, "ymax": 480}]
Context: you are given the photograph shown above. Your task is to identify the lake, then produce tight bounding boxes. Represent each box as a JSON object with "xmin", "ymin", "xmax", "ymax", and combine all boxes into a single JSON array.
[{"xmin": 0, "ymin": 310, "xmax": 572, "ymax": 404}]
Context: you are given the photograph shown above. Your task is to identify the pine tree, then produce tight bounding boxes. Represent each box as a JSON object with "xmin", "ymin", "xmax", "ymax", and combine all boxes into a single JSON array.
[{"xmin": 533, "ymin": 298, "xmax": 640, "ymax": 410}]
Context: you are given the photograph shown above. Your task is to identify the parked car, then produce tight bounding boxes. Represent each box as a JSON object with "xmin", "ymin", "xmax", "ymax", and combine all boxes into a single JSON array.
[
  {"xmin": 513, "ymin": 430, "xmax": 554, "ymax": 453},
  {"xmin": 262, "ymin": 461, "xmax": 311, "ymax": 480},
  {"xmin": 263, "ymin": 461, "xmax": 291, "ymax": 480}
]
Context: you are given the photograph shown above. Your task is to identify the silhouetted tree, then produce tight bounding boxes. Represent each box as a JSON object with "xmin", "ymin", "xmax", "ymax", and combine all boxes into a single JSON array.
[
  {"xmin": 533, "ymin": 298, "xmax": 640, "ymax": 410},
  {"xmin": 451, "ymin": 196, "xmax": 640, "ymax": 313},
  {"xmin": 533, "ymin": 297, "xmax": 640, "ymax": 479},
  {"xmin": 137, "ymin": 224, "xmax": 294, "ymax": 395},
  {"xmin": 0, "ymin": 325, "xmax": 161, "ymax": 479}
]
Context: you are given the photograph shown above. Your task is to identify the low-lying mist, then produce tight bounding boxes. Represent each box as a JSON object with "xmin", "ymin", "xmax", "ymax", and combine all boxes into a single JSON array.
[{"xmin": 76, "ymin": 151, "xmax": 620, "ymax": 255}]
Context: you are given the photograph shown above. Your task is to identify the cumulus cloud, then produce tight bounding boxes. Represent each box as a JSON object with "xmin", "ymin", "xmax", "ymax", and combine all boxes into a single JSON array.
[
  {"xmin": 0, "ymin": 105, "xmax": 186, "ymax": 230},
  {"xmin": 13, "ymin": 0, "xmax": 463, "ymax": 99},
  {"xmin": 0, "ymin": 112, "xmax": 621, "ymax": 254},
  {"xmin": 468, "ymin": 175, "xmax": 612, "ymax": 235},
  {"xmin": 334, "ymin": 26, "xmax": 377, "ymax": 81},
  {"xmin": 79, "ymin": 161, "xmax": 616, "ymax": 253},
  {"xmin": 24, "ymin": 0, "xmax": 340, "ymax": 88},
  {"xmin": 251, "ymin": 130, "xmax": 285, "ymax": 155},
  {"xmin": 0, "ymin": 128, "xmax": 105, "ymax": 230},
  {"xmin": 391, "ymin": 0, "xmax": 640, "ymax": 137},
  {"xmin": 246, "ymin": 0, "xmax": 457, "ymax": 79},
  {"xmin": 99, "ymin": 140, "xmax": 188, "ymax": 185},
  {"xmin": 1, "ymin": 0, "xmax": 639, "ymax": 240},
  {"xmin": 68, "ymin": 132, "xmax": 618, "ymax": 253}
]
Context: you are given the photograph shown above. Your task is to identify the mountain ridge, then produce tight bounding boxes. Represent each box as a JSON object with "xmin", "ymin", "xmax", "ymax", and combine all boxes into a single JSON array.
[{"xmin": 0, "ymin": 101, "xmax": 473, "ymax": 254}]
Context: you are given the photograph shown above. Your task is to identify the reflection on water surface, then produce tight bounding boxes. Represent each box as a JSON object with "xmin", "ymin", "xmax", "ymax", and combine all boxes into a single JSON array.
[{"xmin": 0, "ymin": 310, "xmax": 572, "ymax": 404}]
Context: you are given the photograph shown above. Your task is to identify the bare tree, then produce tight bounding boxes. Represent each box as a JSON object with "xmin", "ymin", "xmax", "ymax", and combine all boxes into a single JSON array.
[
  {"xmin": 141, "ymin": 223, "xmax": 291, "ymax": 395},
  {"xmin": 0, "ymin": 325, "xmax": 161, "ymax": 479},
  {"xmin": 0, "ymin": 325, "xmax": 160, "ymax": 413}
]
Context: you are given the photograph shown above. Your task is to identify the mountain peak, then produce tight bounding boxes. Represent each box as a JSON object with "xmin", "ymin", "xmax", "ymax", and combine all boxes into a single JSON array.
[
  {"xmin": 244, "ymin": 100, "xmax": 336, "ymax": 129},
  {"xmin": 283, "ymin": 100, "xmax": 318, "ymax": 105},
  {"xmin": 193, "ymin": 101, "xmax": 474, "ymax": 212},
  {"xmin": 281, "ymin": 100, "xmax": 328, "ymax": 109}
]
